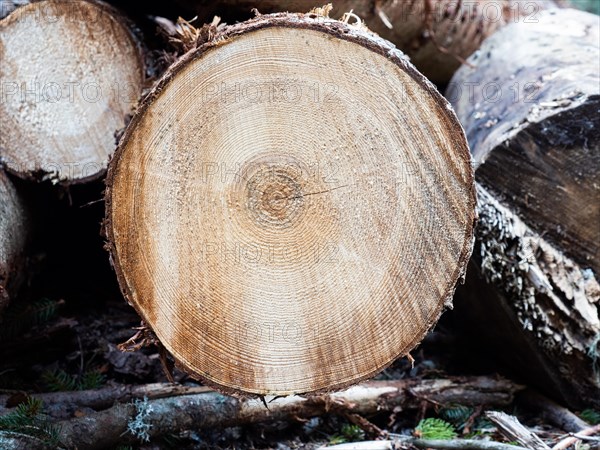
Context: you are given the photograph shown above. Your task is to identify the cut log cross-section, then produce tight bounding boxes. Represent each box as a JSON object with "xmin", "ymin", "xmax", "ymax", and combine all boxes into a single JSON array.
[
  {"xmin": 0, "ymin": 0, "xmax": 145, "ymax": 183},
  {"xmin": 106, "ymin": 14, "xmax": 476, "ymax": 396}
]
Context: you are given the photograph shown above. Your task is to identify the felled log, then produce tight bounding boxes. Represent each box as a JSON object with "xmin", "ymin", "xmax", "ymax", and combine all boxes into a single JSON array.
[
  {"xmin": 321, "ymin": 439, "xmax": 531, "ymax": 450},
  {"xmin": 0, "ymin": 383, "xmax": 212, "ymax": 417},
  {"xmin": 50, "ymin": 377, "xmax": 521, "ymax": 449},
  {"xmin": 180, "ymin": 0, "xmax": 557, "ymax": 84},
  {"xmin": 448, "ymin": 8, "xmax": 600, "ymax": 409},
  {"xmin": 447, "ymin": 8, "xmax": 599, "ymax": 274},
  {"xmin": 0, "ymin": 171, "xmax": 28, "ymax": 313},
  {"xmin": 0, "ymin": 0, "xmax": 145, "ymax": 183},
  {"xmin": 105, "ymin": 12, "xmax": 476, "ymax": 396}
]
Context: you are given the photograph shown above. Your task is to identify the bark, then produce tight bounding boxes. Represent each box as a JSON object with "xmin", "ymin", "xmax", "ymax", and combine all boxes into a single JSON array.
[
  {"xmin": 47, "ymin": 377, "xmax": 521, "ymax": 449},
  {"xmin": 0, "ymin": 0, "xmax": 146, "ymax": 183},
  {"xmin": 0, "ymin": 172, "xmax": 28, "ymax": 313},
  {"xmin": 0, "ymin": 383, "xmax": 210, "ymax": 419},
  {"xmin": 485, "ymin": 411, "xmax": 551, "ymax": 450},
  {"xmin": 0, "ymin": 383, "xmax": 212, "ymax": 417},
  {"xmin": 457, "ymin": 185, "xmax": 600, "ymax": 408},
  {"xmin": 448, "ymin": 8, "xmax": 600, "ymax": 409},
  {"xmin": 105, "ymin": 12, "xmax": 475, "ymax": 396},
  {"xmin": 519, "ymin": 391, "xmax": 590, "ymax": 433},
  {"xmin": 447, "ymin": 8, "xmax": 600, "ymax": 275},
  {"xmin": 178, "ymin": 0, "xmax": 558, "ymax": 84},
  {"xmin": 0, "ymin": 432, "xmax": 50, "ymax": 450},
  {"xmin": 322, "ymin": 439, "xmax": 532, "ymax": 450}
]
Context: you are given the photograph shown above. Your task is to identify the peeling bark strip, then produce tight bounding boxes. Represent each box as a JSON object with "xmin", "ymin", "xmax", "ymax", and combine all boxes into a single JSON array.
[
  {"xmin": 447, "ymin": 8, "xmax": 600, "ymax": 275},
  {"xmin": 459, "ymin": 185, "xmax": 600, "ymax": 408},
  {"xmin": 105, "ymin": 12, "xmax": 476, "ymax": 396},
  {"xmin": 48, "ymin": 377, "xmax": 520, "ymax": 449},
  {"xmin": 0, "ymin": 171, "xmax": 28, "ymax": 313},
  {"xmin": 0, "ymin": 0, "xmax": 145, "ymax": 184},
  {"xmin": 181, "ymin": 0, "xmax": 558, "ymax": 84}
]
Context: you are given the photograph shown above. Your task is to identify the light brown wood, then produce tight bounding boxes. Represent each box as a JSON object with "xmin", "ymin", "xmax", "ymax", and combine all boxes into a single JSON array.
[
  {"xmin": 0, "ymin": 0, "xmax": 145, "ymax": 183},
  {"xmin": 181, "ymin": 0, "xmax": 557, "ymax": 84},
  {"xmin": 106, "ymin": 13, "xmax": 475, "ymax": 396},
  {"xmin": 0, "ymin": 171, "xmax": 28, "ymax": 312}
]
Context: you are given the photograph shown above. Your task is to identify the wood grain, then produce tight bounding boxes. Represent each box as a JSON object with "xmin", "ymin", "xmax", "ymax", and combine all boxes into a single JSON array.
[
  {"xmin": 448, "ymin": 8, "xmax": 600, "ymax": 276},
  {"xmin": 106, "ymin": 13, "xmax": 475, "ymax": 395},
  {"xmin": 0, "ymin": 0, "xmax": 145, "ymax": 183}
]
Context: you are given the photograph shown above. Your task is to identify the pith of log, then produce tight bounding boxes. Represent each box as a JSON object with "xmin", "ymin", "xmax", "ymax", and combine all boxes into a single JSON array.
[
  {"xmin": 105, "ymin": 12, "xmax": 475, "ymax": 396},
  {"xmin": 0, "ymin": 0, "xmax": 146, "ymax": 183},
  {"xmin": 457, "ymin": 184, "xmax": 600, "ymax": 408},
  {"xmin": 180, "ymin": 0, "xmax": 557, "ymax": 84},
  {"xmin": 0, "ymin": 171, "xmax": 28, "ymax": 313},
  {"xmin": 39, "ymin": 377, "xmax": 520, "ymax": 449},
  {"xmin": 447, "ymin": 8, "xmax": 600, "ymax": 274}
]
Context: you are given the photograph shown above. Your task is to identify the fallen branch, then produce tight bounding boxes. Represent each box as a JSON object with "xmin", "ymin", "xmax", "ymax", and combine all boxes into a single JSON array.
[
  {"xmin": 0, "ymin": 383, "xmax": 211, "ymax": 417},
  {"xmin": 519, "ymin": 391, "xmax": 591, "ymax": 433},
  {"xmin": 486, "ymin": 411, "xmax": 550, "ymax": 450},
  {"xmin": 319, "ymin": 436, "xmax": 533, "ymax": 450},
  {"xmin": 47, "ymin": 377, "xmax": 521, "ymax": 449},
  {"xmin": 551, "ymin": 424, "xmax": 600, "ymax": 450}
]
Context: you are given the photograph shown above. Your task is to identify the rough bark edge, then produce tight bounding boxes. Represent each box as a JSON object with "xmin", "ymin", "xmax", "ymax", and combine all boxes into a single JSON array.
[
  {"xmin": 474, "ymin": 97, "xmax": 600, "ymax": 275},
  {"xmin": 0, "ymin": 171, "xmax": 29, "ymax": 313},
  {"xmin": 0, "ymin": 0, "xmax": 148, "ymax": 185},
  {"xmin": 473, "ymin": 183, "xmax": 600, "ymax": 406},
  {"xmin": 104, "ymin": 11, "xmax": 476, "ymax": 398}
]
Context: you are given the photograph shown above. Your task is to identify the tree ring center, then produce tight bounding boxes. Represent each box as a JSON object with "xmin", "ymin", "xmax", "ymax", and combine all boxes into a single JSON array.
[{"xmin": 246, "ymin": 166, "xmax": 305, "ymax": 228}]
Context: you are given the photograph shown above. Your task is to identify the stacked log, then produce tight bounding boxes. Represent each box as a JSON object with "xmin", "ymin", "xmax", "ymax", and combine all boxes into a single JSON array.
[
  {"xmin": 447, "ymin": 8, "xmax": 600, "ymax": 407},
  {"xmin": 0, "ymin": 172, "xmax": 28, "ymax": 313}
]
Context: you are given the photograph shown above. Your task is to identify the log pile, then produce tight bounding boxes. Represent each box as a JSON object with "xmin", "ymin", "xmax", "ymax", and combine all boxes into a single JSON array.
[
  {"xmin": 0, "ymin": 0, "xmax": 598, "ymax": 447},
  {"xmin": 179, "ymin": 0, "xmax": 559, "ymax": 83}
]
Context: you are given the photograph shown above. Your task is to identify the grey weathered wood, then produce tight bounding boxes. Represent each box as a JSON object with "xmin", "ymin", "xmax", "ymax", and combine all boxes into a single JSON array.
[
  {"xmin": 447, "ymin": 8, "xmax": 600, "ymax": 275},
  {"xmin": 448, "ymin": 9, "xmax": 600, "ymax": 408}
]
